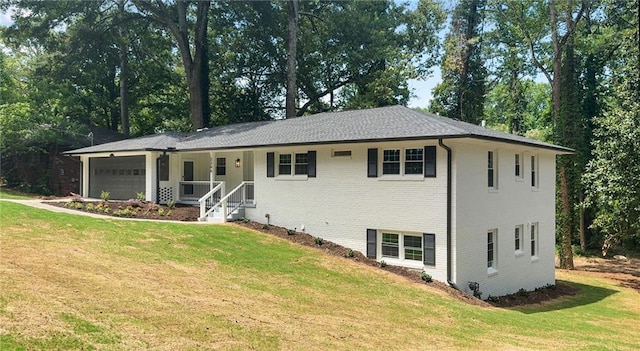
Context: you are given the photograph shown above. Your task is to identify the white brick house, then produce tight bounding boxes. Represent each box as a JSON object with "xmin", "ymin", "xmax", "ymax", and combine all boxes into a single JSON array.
[{"xmin": 67, "ymin": 106, "xmax": 571, "ymax": 297}]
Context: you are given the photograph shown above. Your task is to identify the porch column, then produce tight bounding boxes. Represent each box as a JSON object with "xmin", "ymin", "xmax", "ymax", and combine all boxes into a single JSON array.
[
  {"xmin": 80, "ymin": 155, "xmax": 90, "ymax": 197},
  {"xmin": 209, "ymin": 151, "xmax": 215, "ymax": 189},
  {"xmin": 145, "ymin": 151, "xmax": 157, "ymax": 202}
]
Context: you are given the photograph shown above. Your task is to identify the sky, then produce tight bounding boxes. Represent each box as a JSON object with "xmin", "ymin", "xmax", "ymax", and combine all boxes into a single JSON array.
[{"xmin": 0, "ymin": 7, "xmax": 438, "ymax": 109}]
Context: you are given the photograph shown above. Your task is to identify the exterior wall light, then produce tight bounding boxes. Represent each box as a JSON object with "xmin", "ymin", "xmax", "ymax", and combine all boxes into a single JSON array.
[{"xmin": 235, "ymin": 158, "xmax": 241, "ymax": 168}]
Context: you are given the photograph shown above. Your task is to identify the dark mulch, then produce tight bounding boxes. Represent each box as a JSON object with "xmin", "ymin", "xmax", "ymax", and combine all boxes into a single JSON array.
[
  {"xmin": 47, "ymin": 199, "xmax": 580, "ymax": 308},
  {"xmin": 49, "ymin": 199, "xmax": 200, "ymax": 222}
]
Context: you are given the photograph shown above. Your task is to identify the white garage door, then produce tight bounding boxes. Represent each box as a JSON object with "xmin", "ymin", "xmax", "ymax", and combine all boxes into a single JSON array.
[{"xmin": 89, "ymin": 156, "xmax": 146, "ymax": 200}]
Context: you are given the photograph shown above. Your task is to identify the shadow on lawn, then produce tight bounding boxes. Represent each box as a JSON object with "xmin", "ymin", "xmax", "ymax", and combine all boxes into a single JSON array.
[{"xmin": 512, "ymin": 279, "xmax": 618, "ymax": 314}]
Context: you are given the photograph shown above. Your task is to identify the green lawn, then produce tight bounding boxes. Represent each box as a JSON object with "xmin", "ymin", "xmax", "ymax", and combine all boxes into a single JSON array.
[
  {"xmin": 1, "ymin": 201, "xmax": 639, "ymax": 350},
  {"xmin": 0, "ymin": 187, "xmax": 35, "ymax": 200}
]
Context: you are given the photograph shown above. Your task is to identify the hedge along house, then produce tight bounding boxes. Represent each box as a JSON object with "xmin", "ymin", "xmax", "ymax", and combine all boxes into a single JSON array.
[{"xmin": 66, "ymin": 106, "xmax": 572, "ymax": 297}]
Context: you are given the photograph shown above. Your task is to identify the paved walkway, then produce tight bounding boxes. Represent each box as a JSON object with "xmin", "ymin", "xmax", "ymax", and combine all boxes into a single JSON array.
[{"xmin": 0, "ymin": 199, "xmax": 211, "ymax": 224}]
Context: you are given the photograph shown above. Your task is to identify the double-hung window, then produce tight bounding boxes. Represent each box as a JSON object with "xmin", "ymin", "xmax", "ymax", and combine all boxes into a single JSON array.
[
  {"xmin": 381, "ymin": 233, "xmax": 399, "ymax": 258},
  {"xmin": 404, "ymin": 148, "xmax": 424, "ymax": 175},
  {"xmin": 515, "ymin": 224, "xmax": 524, "ymax": 254},
  {"xmin": 279, "ymin": 154, "xmax": 292, "ymax": 175},
  {"xmin": 403, "ymin": 235, "xmax": 423, "ymax": 261},
  {"xmin": 531, "ymin": 155, "xmax": 538, "ymax": 188},
  {"xmin": 487, "ymin": 230, "xmax": 497, "ymax": 270},
  {"xmin": 531, "ymin": 223, "xmax": 538, "ymax": 257},
  {"xmin": 295, "ymin": 153, "xmax": 308, "ymax": 175},
  {"xmin": 515, "ymin": 153, "xmax": 523, "ymax": 179},
  {"xmin": 488, "ymin": 151, "xmax": 497, "ymax": 189},
  {"xmin": 382, "ymin": 149, "xmax": 401, "ymax": 175},
  {"xmin": 216, "ymin": 157, "xmax": 226, "ymax": 176}
]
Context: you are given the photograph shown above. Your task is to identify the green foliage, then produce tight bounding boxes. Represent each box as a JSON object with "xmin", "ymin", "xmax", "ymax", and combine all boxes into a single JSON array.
[
  {"xmin": 166, "ymin": 200, "xmax": 176, "ymax": 209},
  {"xmin": 421, "ymin": 271, "xmax": 432, "ymax": 282},
  {"xmin": 100, "ymin": 191, "xmax": 110, "ymax": 202},
  {"xmin": 379, "ymin": 260, "xmax": 387, "ymax": 268},
  {"xmin": 314, "ymin": 237, "xmax": 324, "ymax": 246},
  {"xmin": 286, "ymin": 228, "xmax": 296, "ymax": 235},
  {"xmin": 136, "ymin": 192, "xmax": 145, "ymax": 201},
  {"xmin": 344, "ymin": 249, "xmax": 355, "ymax": 258}
]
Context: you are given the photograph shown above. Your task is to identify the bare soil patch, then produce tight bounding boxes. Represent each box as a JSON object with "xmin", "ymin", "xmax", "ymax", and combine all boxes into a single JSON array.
[{"xmin": 572, "ymin": 255, "xmax": 640, "ymax": 291}]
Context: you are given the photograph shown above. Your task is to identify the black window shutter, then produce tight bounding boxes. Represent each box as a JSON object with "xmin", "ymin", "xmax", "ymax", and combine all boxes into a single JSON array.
[
  {"xmin": 424, "ymin": 146, "xmax": 437, "ymax": 177},
  {"xmin": 307, "ymin": 151, "xmax": 316, "ymax": 178},
  {"xmin": 366, "ymin": 229, "xmax": 377, "ymax": 259},
  {"xmin": 266, "ymin": 152, "xmax": 274, "ymax": 178},
  {"xmin": 367, "ymin": 148, "xmax": 378, "ymax": 177},
  {"xmin": 423, "ymin": 233, "xmax": 435, "ymax": 265}
]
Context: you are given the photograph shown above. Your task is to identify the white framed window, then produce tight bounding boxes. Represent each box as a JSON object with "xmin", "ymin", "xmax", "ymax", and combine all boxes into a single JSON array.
[
  {"xmin": 381, "ymin": 233, "xmax": 399, "ymax": 258},
  {"xmin": 404, "ymin": 148, "xmax": 424, "ymax": 175},
  {"xmin": 515, "ymin": 153, "xmax": 524, "ymax": 180},
  {"xmin": 403, "ymin": 235, "xmax": 423, "ymax": 261},
  {"xmin": 216, "ymin": 157, "xmax": 226, "ymax": 176},
  {"xmin": 294, "ymin": 153, "xmax": 308, "ymax": 175},
  {"xmin": 487, "ymin": 229, "xmax": 497, "ymax": 272},
  {"xmin": 383, "ymin": 149, "xmax": 401, "ymax": 175},
  {"xmin": 488, "ymin": 150, "xmax": 498, "ymax": 189},
  {"xmin": 515, "ymin": 224, "xmax": 524, "ymax": 256},
  {"xmin": 279, "ymin": 154, "xmax": 292, "ymax": 175},
  {"xmin": 531, "ymin": 155, "xmax": 538, "ymax": 188},
  {"xmin": 531, "ymin": 222, "xmax": 539, "ymax": 258}
]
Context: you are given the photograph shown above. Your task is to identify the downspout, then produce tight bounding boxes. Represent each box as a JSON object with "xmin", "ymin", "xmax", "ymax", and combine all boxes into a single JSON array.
[{"xmin": 438, "ymin": 139, "xmax": 453, "ymax": 285}]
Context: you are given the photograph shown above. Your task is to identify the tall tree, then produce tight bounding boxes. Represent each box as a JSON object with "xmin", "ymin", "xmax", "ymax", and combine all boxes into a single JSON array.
[
  {"xmin": 430, "ymin": 0, "xmax": 487, "ymax": 124},
  {"xmin": 133, "ymin": 0, "xmax": 211, "ymax": 131},
  {"xmin": 285, "ymin": 0, "xmax": 298, "ymax": 118}
]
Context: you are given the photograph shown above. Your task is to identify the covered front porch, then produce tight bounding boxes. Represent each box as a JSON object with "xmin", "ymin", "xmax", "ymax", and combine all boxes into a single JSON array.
[{"xmin": 79, "ymin": 149, "xmax": 255, "ymax": 222}]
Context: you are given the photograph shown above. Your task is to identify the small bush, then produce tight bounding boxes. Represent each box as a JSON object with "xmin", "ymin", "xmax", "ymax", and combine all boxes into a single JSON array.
[
  {"xmin": 262, "ymin": 224, "xmax": 270, "ymax": 230},
  {"xmin": 85, "ymin": 203, "xmax": 95, "ymax": 211},
  {"xmin": 167, "ymin": 200, "xmax": 176, "ymax": 209},
  {"xmin": 421, "ymin": 271, "xmax": 432, "ymax": 283},
  {"xmin": 344, "ymin": 249, "xmax": 355, "ymax": 258},
  {"xmin": 158, "ymin": 208, "xmax": 165, "ymax": 216},
  {"xmin": 517, "ymin": 288, "xmax": 528, "ymax": 297},
  {"xmin": 74, "ymin": 202, "xmax": 84, "ymax": 209},
  {"xmin": 314, "ymin": 237, "xmax": 324, "ymax": 246},
  {"xmin": 240, "ymin": 217, "xmax": 250, "ymax": 224},
  {"xmin": 136, "ymin": 192, "xmax": 146, "ymax": 201},
  {"xmin": 103, "ymin": 207, "xmax": 110, "ymax": 214},
  {"xmin": 100, "ymin": 191, "xmax": 110, "ymax": 202},
  {"xmin": 287, "ymin": 228, "xmax": 296, "ymax": 235},
  {"xmin": 379, "ymin": 260, "xmax": 387, "ymax": 268},
  {"xmin": 487, "ymin": 295, "xmax": 500, "ymax": 303}
]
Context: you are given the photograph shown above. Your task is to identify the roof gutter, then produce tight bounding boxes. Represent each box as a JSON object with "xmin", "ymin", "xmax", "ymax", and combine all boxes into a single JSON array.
[{"xmin": 438, "ymin": 138, "xmax": 453, "ymax": 284}]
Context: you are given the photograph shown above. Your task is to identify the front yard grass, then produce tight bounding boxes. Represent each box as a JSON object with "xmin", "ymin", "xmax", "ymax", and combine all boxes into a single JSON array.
[{"xmin": 1, "ymin": 201, "xmax": 639, "ymax": 350}]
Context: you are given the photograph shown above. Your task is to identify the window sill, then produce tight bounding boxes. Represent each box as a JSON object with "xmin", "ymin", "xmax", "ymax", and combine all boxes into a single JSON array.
[
  {"xmin": 380, "ymin": 257, "xmax": 425, "ymax": 270},
  {"xmin": 515, "ymin": 250, "xmax": 524, "ymax": 258},
  {"xmin": 515, "ymin": 177, "xmax": 524, "ymax": 182},
  {"xmin": 379, "ymin": 175, "xmax": 425, "ymax": 181},
  {"xmin": 487, "ymin": 267, "xmax": 499, "ymax": 277},
  {"xmin": 531, "ymin": 187, "xmax": 540, "ymax": 192},
  {"xmin": 531, "ymin": 256, "xmax": 539, "ymax": 263},
  {"xmin": 488, "ymin": 188, "xmax": 499, "ymax": 193},
  {"xmin": 275, "ymin": 175, "xmax": 308, "ymax": 181}
]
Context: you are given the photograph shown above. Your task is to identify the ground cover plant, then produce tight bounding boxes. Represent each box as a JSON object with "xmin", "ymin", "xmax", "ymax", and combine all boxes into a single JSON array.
[{"xmin": 1, "ymin": 201, "xmax": 640, "ymax": 350}]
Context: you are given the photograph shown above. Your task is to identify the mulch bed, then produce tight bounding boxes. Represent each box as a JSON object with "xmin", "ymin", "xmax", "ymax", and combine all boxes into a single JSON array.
[{"xmin": 49, "ymin": 199, "xmax": 578, "ymax": 308}]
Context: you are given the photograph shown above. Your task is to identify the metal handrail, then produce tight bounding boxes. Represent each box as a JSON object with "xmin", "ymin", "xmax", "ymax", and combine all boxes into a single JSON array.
[{"xmin": 198, "ymin": 182, "xmax": 225, "ymax": 219}]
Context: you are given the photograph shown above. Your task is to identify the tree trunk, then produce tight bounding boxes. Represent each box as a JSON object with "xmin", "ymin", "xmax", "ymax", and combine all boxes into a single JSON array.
[
  {"xmin": 559, "ymin": 163, "xmax": 574, "ymax": 268},
  {"xmin": 579, "ymin": 192, "xmax": 586, "ymax": 253},
  {"xmin": 286, "ymin": 0, "xmax": 299, "ymax": 118},
  {"xmin": 118, "ymin": 37, "xmax": 130, "ymax": 136},
  {"xmin": 133, "ymin": 0, "xmax": 210, "ymax": 131}
]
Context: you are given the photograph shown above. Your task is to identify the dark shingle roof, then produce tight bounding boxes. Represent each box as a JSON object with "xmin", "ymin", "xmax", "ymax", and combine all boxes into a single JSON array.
[
  {"xmin": 65, "ymin": 132, "xmax": 189, "ymax": 154},
  {"xmin": 66, "ymin": 106, "xmax": 572, "ymax": 154}
]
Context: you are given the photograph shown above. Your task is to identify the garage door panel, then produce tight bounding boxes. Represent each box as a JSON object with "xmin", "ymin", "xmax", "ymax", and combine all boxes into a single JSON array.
[{"xmin": 89, "ymin": 156, "xmax": 146, "ymax": 200}]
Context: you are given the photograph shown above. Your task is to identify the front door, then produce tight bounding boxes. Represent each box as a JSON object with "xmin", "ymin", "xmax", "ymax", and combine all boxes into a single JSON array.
[{"xmin": 183, "ymin": 160, "xmax": 194, "ymax": 195}]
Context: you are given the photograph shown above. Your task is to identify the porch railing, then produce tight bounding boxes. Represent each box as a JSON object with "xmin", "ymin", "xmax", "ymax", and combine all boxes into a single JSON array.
[
  {"xmin": 198, "ymin": 182, "xmax": 225, "ymax": 219},
  {"xmin": 180, "ymin": 181, "xmax": 220, "ymax": 200},
  {"xmin": 198, "ymin": 181, "xmax": 254, "ymax": 221}
]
